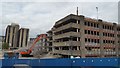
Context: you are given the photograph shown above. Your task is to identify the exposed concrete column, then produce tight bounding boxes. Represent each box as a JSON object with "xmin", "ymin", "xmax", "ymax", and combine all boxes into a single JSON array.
[
  {"xmin": 98, "ymin": 19, "xmax": 104, "ymax": 57},
  {"xmin": 69, "ymin": 46, "xmax": 71, "ymax": 50},
  {"xmin": 5, "ymin": 27, "xmax": 9, "ymax": 43},
  {"xmin": 59, "ymin": 47, "xmax": 61, "ymax": 50},
  {"xmin": 14, "ymin": 25, "xmax": 19, "ymax": 48},
  {"xmin": 79, "ymin": 15, "xmax": 86, "ymax": 58},
  {"xmin": 19, "ymin": 30, "xmax": 22, "ymax": 48},
  {"xmin": 10, "ymin": 27, "xmax": 13, "ymax": 47},
  {"xmin": 77, "ymin": 29, "xmax": 79, "ymax": 32},
  {"xmin": 77, "ymin": 37, "xmax": 78, "ymax": 41},
  {"xmin": 23, "ymin": 29, "xmax": 26, "ymax": 47},
  {"xmin": 77, "ymin": 46, "xmax": 79, "ymax": 50},
  {"xmin": 52, "ymin": 30, "xmax": 55, "ymax": 53},
  {"xmin": 113, "ymin": 23, "xmax": 119, "ymax": 57},
  {"xmin": 52, "ymin": 44, "xmax": 54, "ymax": 53},
  {"xmin": 77, "ymin": 20, "xmax": 78, "ymax": 24}
]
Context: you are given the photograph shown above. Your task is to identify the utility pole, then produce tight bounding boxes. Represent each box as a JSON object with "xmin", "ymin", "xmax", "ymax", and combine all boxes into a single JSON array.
[{"xmin": 77, "ymin": 7, "xmax": 78, "ymax": 15}]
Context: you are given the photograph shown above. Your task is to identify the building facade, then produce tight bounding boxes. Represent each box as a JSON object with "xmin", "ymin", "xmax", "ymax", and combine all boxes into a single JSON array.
[
  {"xmin": 32, "ymin": 34, "xmax": 49, "ymax": 57},
  {"xmin": 5, "ymin": 23, "xmax": 29, "ymax": 49},
  {"xmin": 28, "ymin": 38, "xmax": 36, "ymax": 47},
  {"xmin": 0, "ymin": 36, "xmax": 5, "ymax": 50},
  {"xmin": 5, "ymin": 23, "xmax": 19, "ymax": 48},
  {"xmin": 48, "ymin": 14, "xmax": 120, "ymax": 58},
  {"xmin": 47, "ymin": 30, "xmax": 53, "ymax": 52},
  {"xmin": 17, "ymin": 28, "xmax": 29, "ymax": 48},
  {"xmin": 35, "ymin": 34, "xmax": 48, "ymax": 51}
]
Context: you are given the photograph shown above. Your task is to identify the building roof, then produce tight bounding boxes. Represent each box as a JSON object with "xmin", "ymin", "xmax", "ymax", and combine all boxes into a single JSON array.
[
  {"xmin": 20, "ymin": 28, "xmax": 29, "ymax": 30},
  {"xmin": 54, "ymin": 14, "xmax": 119, "ymax": 27}
]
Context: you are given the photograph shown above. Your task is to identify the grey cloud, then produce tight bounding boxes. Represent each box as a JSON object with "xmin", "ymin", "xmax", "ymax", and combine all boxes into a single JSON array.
[
  {"xmin": 1, "ymin": 0, "xmax": 119, "ymax": 2},
  {"xmin": 1, "ymin": 2, "xmax": 118, "ymax": 37},
  {"xmin": 118, "ymin": 1, "xmax": 120, "ymax": 23}
]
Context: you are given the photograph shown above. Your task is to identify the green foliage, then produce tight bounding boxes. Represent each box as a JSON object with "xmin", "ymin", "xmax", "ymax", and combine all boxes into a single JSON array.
[{"xmin": 2, "ymin": 43, "xmax": 9, "ymax": 49}]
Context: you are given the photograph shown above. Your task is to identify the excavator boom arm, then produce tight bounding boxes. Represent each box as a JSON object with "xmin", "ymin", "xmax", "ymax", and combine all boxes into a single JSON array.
[{"xmin": 28, "ymin": 34, "xmax": 47, "ymax": 53}]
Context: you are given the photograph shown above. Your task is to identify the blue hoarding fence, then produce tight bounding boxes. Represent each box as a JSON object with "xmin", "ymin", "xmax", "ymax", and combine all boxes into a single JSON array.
[{"xmin": 1, "ymin": 58, "xmax": 120, "ymax": 68}]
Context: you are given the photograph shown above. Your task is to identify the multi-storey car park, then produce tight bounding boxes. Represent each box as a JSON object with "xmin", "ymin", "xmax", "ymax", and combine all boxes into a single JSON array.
[{"xmin": 47, "ymin": 14, "xmax": 120, "ymax": 58}]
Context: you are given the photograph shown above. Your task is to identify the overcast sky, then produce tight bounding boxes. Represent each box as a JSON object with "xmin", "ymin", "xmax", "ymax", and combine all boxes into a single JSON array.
[{"xmin": 0, "ymin": 0, "xmax": 119, "ymax": 37}]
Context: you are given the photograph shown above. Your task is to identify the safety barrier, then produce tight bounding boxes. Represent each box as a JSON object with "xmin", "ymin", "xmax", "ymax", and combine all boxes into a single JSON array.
[{"xmin": 1, "ymin": 58, "xmax": 120, "ymax": 68}]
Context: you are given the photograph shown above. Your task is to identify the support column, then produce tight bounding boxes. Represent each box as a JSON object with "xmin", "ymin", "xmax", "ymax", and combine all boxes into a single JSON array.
[
  {"xmin": 113, "ymin": 23, "xmax": 119, "ymax": 57},
  {"xmin": 52, "ymin": 30, "xmax": 55, "ymax": 53},
  {"xmin": 79, "ymin": 15, "xmax": 86, "ymax": 58},
  {"xmin": 98, "ymin": 19, "xmax": 104, "ymax": 57},
  {"xmin": 77, "ymin": 46, "xmax": 79, "ymax": 50}
]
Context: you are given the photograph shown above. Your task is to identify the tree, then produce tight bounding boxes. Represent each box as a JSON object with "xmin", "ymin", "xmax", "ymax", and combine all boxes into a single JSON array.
[{"xmin": 2, "ymin": 43, "xmax": 9, "ymax": 49}]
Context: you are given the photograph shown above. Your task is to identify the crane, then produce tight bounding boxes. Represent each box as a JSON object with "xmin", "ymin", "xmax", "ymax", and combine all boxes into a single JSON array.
[{"xmin": 20, "ymin": 34, "xmax": 47, "ymax": 57}]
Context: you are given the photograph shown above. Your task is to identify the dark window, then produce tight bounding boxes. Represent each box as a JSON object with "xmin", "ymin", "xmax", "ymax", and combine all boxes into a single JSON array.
[
  {"xmin": 25, "ymin": 30, "xmax": 29, "ymax": 46},
  {"xmin": 91, "ymin": 31, "xmax": 93, "ymax": 35},
  {"xmin": 97, "ymin": 39, "xmax": 99, "ymax": 43},
  {"xmin": 21, "ymin": 29, "xmax": 24, "ymax": 47},
  {"xmin": 85, "ymin": 38, "xmax": 87, "ymax": 42},
  {"xmin": 84, "ymin": 22, "xmax": 87, "ymax": 25},
  {"xmin": 88, "ymin": 22, "xmax": 90, "ymax": 26},
  {"xmin": 94, "ymin": 31, "xmax": 96, "ymax": 35},
  {"xmin": 95, "ymin": 39, "xmax": 97, "ymax": 43},
  {"xmin": 91, "ymin": 39, "xmax": 94, "ymax": 42},
  {"xmin": 108, "ymin": 33, "xmax": 110, "ymax": 37},
  {"xmin": 103, "ymin": 40, "xmax": 105, "ymax": 43},
  {"xmin": 88, "ymin": 39, "xmax": 90, "ymax": 42},
  {"xmin": 97, "ymin": 32, "xmax": 99, "ymax": 36},
  {"xmin": 103, "ymin": 25, "xmax": 105, "ymax": 29},
  {"xmin": 91, "ymin": 23, "xmax": 93, "ymax": 27},
  {"xmin": 55, "ymin": 47, "xmax": 59, "ymax": 50},
  {"xmin": 94, "ymin": 24, "xmax": 96, "ymax": 27},
  {"xmin": 78, "ymin": 20, "xmax": 80, "ymax": 24},
  {"xmin": 85, "ymin": 30, "xmax": 87, "ymax": 34},
  {"xmin": 88, "ymin": 30, "xmax": 90, "ymax": 34},
  {"xmin": 17, "ymin": 30, "xmax": 20, "ymax": 47},
  {"xmin": 105, "ymin": 33, "xmax": 107, "ymax": 36},
  {"xmin": 96, "ymin": 24, "xmax": 99, "ymax": 28}
]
